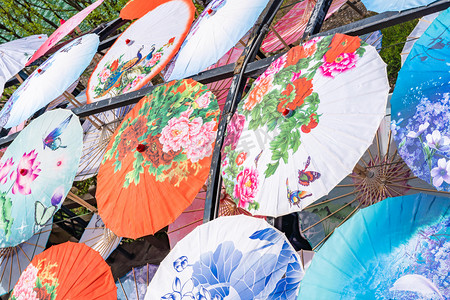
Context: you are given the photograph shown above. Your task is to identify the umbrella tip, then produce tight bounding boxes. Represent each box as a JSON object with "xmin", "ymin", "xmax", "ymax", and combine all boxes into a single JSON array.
[
  {"xmin": 125, "ymin": 39, "xmax": 132, "ymax": 45},
  {"xmin": 60, "ymin": 19, "xmax": 65, "ymax": 25},
  {"xmin": 136, "ymin": 144, "xmax": 146, "ymax": 153},
  {"xmin": 207, "ymin": 8, "xmax": 213, "ymax": 14}
]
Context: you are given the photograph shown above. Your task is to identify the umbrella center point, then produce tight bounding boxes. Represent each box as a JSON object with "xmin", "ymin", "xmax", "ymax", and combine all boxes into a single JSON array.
[
  {"xmin": 19, "ymin": 168, "xmax": 28, "ymax": 176},
  {"xmin": 136, "ymin": 144, "xmax": 146, "ymax": 153},
  {"xmin": 282, "ymin": 108, "xmax": 294, "ymax": 118}
]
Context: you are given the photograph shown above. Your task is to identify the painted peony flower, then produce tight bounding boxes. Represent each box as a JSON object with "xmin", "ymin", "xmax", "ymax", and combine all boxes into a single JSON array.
[
  {"xmin": 234, "ymin": 168, "xmax": 259, "ymax": 209},
  {"xmin": 277, "ymin": 77, "xmax": 313, "ymax": 113},
  {"xmin": 324, "ymin": 34, "xmax": 360, "ymax": 63},
  {"xmin": 430, "ymin": 158, "xmax": 450, "ymax": 187},
  {"xmin": 12, "ymin": 263, "xmax": 39, "ymax": 300},
  {"xmin": 99, "ymin": 68, "xmax": 111, "ymax": 83},
  {"xmin": 131, "ymin": 75, "xmax": 145, "ymax": 88},
  {"xmin": 146, "ymin": 52, "xmax": 162, "ymax": 67},
  {"xmin": 194, "ymin": 91, "xmax": 212, "ymax": 109},
  {"xmin": 186, "ymin": 121, "xmax": 216, "ymax": 163},
  {"xmin": 406, "ymin": 121, "xmax": 429, "ymax": 138},
  {"xmin": 222, "ymin": 113, "xmax": 245, "ymax": 153},
  {"xmin": 11, "ymin": 150, "xmax": 41, "ymax": 195},
  {"xmin": 0, "ymin": 157, "xmax": 14, "ymax": 185},
  {"xmin": 320, "ymin": 52, "xmax": 357, "ymax": 78},
  {"xmin": 236, "ymin": 152, "xmax": 247, "ymax": 165},
  {"xmin": 426, "ymin": 130, "xmax": 450, "ymax": 152},
  {"xmin": 261, "ymin": 54, "xmax": 287, "ymax": 80},
  {"xmin": 243, "ymin": 75, "xmax": 273, "ymax": 111}
]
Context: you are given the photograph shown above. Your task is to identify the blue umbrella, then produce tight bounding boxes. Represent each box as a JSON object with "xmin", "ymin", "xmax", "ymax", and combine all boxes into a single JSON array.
[
  {"xmin": 361, "ymin": 0, "xmax": 439, "ymax": 13},
  {"xmin": 116, "ymin": 264, "xmax": 159, "ymax": 299},
  {"xmin": 298, "ymin": 193, "xmax": 450, "ymax": 299},
  {"xmin": 0, "ymin": 109, "xmax": 82, "ymax": 247},
  {"xmin": 391, "ymin": 8, "xmax": 450, "ymax": 192}
]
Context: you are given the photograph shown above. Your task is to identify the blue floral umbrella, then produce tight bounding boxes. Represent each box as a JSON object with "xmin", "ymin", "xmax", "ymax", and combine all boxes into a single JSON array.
[
  {"xmin": 361, "ymin": 0, "xmax": 439, "ymax": 13},
  {"xmin": 298, "ymin": 193, "xmax": 450, "ymax": 299},
  {"xmin": 116, "ymin": 264, "xmax": 159, "ymax": 299},
  {"xmin": 0, "ymin": 109, "xmax": 82, "ymax": 247},
  {"xmin": 391, "ymin": 8, "xmax": 450, "ymax": 192},
  {"xmin": 145, "ymin": 215, "xmax": 304, "ymax": 299}
]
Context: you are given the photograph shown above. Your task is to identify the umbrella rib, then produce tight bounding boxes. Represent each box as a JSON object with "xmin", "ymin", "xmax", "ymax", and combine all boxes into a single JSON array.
[
  {"xmin": 118, "ymin": 278, "xmax": 129, "ymax": 300},
  {"xmin": 168, "ymin": 218, "xmax": 203, "ymax": 234},
  {"xmin": 385, "ymin": 130, "xmax": 392, "ymax": 162},
  {"xmin": 0, "ymin": 249, "xmax": 12, "ymax": 284},
  {"xmin": 22, "ymin": 241, "xmax": 45, "ymax": 249},
  {"xmin": 16, "ymin": 244, "xmax": 31, "ymax": 262},
  {"xmin": 388, "ymin": 176, "xmax": 417, "ymax": 182},
  {"xmin": 133, "ymin": 267, "xmax": 139, "ymax": 300},
  {"xmin": 182, "ymin": 208, "xmax": 204, "ymax": 213},
  {"xmin": 305, "ymin": 190, "xmax": 357, "ymax": 209},
  {"xmin": 390, "ymin": 184, "xmax": 450, "ymax": 194}
]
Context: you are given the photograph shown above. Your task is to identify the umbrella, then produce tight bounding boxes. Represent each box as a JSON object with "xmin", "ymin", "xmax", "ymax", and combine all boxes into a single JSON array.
[
  {"xmin": 360, "ymin": 30, "xmax": 383, "ymax": 52},
  {"xmin": 298, "ymin": 193, "xmax": 450, "ymax": 299},
  {"xmin": 86, "ymin": 0, "xmax": 195, "ymax": 103},
  {"xmin": 145, "ymin": 215, "xmax": 304, "ymax": 299},
  {"xmin": 261, "ymin": 0, "xmax": 347, "ymax": 53},
  {"xmin": 391, "ymin": 8, "xmax": 450, "ymax": 192},
  {"xmin": 0, "ymin": 34, "xmax": 47, "ymax": 96},
  {"xmin": 117, "ymin": 264, "xmax": 159, "ymax": 300},
  {"xmin": 26, "ymin": 0, "xmax": 104, "ymax": 66},
  {"xmin": 79, "ymin": 213, "xmax": 122, "ymax": 260},
  {"xmin": 0, "ymin": 109, "xmax": 82, "ymax": 248},
  {"xmin": 221, "ymin": 33, "xmax": 389, "ymax": 217},
  {"xmin": 361, "ymin": 0, "xmax": 439, "ymax": 13},
  {"xmin": 0, "ymin": 34, "xmax": 99, "ymax": 129},
  {"xmin": 120, "ymin": 0, "xmax": 172, "ymax": 20},
  {"xmin": 97, "ymin": 79, "xmax": 220, "ymax": 238},
  {"xmin": 9, "ymin": 241, "xmax": 117, "ymax": 299},
  {"xmin": 400, "ymin": 12, "xmax": 439, "ymax": 65},
  {"xmin": 163, "ymin": 0, "xmax": 270, "ymax": 81},
  {"xmin": 0, "ymin": 222, "xmax": 51, "ymax": 296}
]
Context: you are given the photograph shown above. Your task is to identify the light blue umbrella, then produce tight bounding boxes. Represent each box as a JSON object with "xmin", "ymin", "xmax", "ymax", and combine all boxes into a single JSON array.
[
  {"xmin": 391, "ymin": 8, "xmax": 450, "ymax": 192},
  {"xmin": 116, "ymin": 264, "xmax": 159, "ymax": 299},
  {"xmin": 0, "ymin": 109, "xmax": 82, "ymax": 247},
  {"xmin": 298, "ymin": 193, "xmax": 450, "ymax": 299},
  {"xmin": 361, "ymin": 0, "xmax": 439, "ymax": 13},
  {"xmin": 0, "ymin": 33, "xmax": 99, "ymax": 129}
]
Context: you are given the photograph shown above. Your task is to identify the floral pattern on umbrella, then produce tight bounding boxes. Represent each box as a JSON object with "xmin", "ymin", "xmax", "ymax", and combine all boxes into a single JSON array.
[{"xmin": 222, "ymin": 34, "xmax": 369, "ymax": 211}]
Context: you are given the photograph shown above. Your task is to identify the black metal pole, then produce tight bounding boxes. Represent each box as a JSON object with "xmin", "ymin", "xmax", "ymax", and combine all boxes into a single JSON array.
[{"xmin": 302, "ymin": 0, "xmax": 333, "ymax": 40}]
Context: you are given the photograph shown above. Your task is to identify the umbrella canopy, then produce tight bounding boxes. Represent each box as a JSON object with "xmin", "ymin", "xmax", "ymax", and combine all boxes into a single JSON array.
[
  {"xmin": 261, "ymin": 0, "xmax": 346, "ymax": 53},
  {"xmin": 0, "ymin": 223, "xmax": 51, "ymax": 296},
  {"xmin": 26, "ymin": 0, "xmax": 104, "ymax": 66},
  {"xmin": 0, "ymin": 34, "xmax": 99, "ymax": 129},
  {"xmin": 117, "ymin": 264, "xmax": 159, "ymax": 300},
  {"xmin": 400, "ymin": 12, "xmax": 439, "ymax": 65},
  {"xmin": 97, "ymin": 79, "xmax": 220, "ymax": 238},
  {"xmin": 145, "ymin": 215, "xmax": 304, "ymax": 299},
  {"xmin": 120, "ymin": 0, "xmax": 172, "ymax": 20},
  {"xmin": 0, "ymin": 34, "xmax": 47, "ymax": 96},
  {"xmin": 79, "ymin": 213, "xmax": 122, "ymax": 260},
  {"xmin": 0, "ymin": 109, "xmax": 82, "ymax": 248},
  {"xmin": 221, "ymin": 34, "xmax": 389, "ymax": 217},
  {"xmin": 298, "ymin": 193, "xmax": 450, "ymax": 299},
  {"xmin": 391, "ymin": 8, "xmax": 450, "ymax": 192},
  {"xmin": 361, "ymin": 0, "xmax": 439, "ymax": 13},
  {"xmin": 86, "ymin": 0, "xmax": 195, "ymax": 103},
  {"xmin": 164, "ymin": 0, "xmax": 270, "ymax": 81},
  {"xmin": 9, "ymin": 242, "xmax": 117, "ymax": 300}
]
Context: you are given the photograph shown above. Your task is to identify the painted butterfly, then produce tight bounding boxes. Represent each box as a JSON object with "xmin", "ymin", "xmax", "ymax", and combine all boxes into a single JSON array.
[
  {"xmin": 298, "ymin": 156, "xmax": 321, "ymax": 186},
  {"xmin": 43, "ymin": 115, "xmax": 72, "ymax": 151},
  {"xmin": 286, "ymin": 179, "xmax": 312, "ymax": 208},
  {"xmin": 35, "ymin": 201, "xmax": 57, "ymax": 226}
]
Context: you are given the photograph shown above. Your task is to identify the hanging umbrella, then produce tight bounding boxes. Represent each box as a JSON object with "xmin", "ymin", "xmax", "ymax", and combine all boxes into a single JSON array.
[
  {"xmin": 361, "ymin": 0, "xmax": 439, "ymax": 13},
  {"xmin": 26, "ymin": 0, "xmax": 104, "ymax": 66},
  {"xmin": 298, "ymin": 193, "xmax": 450, "ymax": 299},
  {"xmin": 79, "ymin": 213, "xmax": 122, "ymax": 260},
  {"xmin": 46, "ymin": 79, "xmax": 80, "ymax": 110},
  {"xmin": 0, "ymin": 109, "xmax": 82, "ymax": 248},
  {"xmin": 0, "ymin": 34, "xmax": 99, "ymax": 129},
  {"xmin": 261, "ymin": 0, "xmax": 347, "ymax": 53},
  {"xmin": 97, "ymin": 79, "xmax": 220, "ymax": 238},
  {"xmin": 0, "ymin": 222, "xmax": 51, "ymax": 296},
  {"xmin": 400, "ymin": 12, "xmax": 439, "ymax": 65},
  {"xmin": 9, "ymin": 241, "xmax": 117, "ymax": 299},
  {"xmin": 117, "ymin": 264, "xmax": 159, "ymax": 300},
  {"xmin": 0, "ymin": 34, "xmax": 47, "ymax": 96},
  {"xmin": 391, "ymin": 8, "xmax": 450, "ymax": 192},
  {"xmin": 120, "ymin": 0, "xmax": 173, "ymax": 20},
  {"xmin": 86, "ymin": 0, "xmax": 195, "ymax": 103},
  {"xmin": 163, "ymin": 0, "xmax": 270, "ymax": 81},
  {"xmin": 221, "ymin": 33, "xmax": 389, "ymax": 217},
  {"xmin": 145, "ymin": 215, "xmax": 304, "ymax": 299}
]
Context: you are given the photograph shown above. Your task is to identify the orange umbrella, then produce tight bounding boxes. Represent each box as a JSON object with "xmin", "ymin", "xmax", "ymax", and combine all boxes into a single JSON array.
[
  {"xmin": 97, "ymin": 79, "xmax": 220, "ymax": 239},
  {"xmin": 120, "ymin": 0, "xmax": 172, "ymax": 20},
  {"xmin": 9, "ymin": 242, "xmax": 116, "ymax": 300}
]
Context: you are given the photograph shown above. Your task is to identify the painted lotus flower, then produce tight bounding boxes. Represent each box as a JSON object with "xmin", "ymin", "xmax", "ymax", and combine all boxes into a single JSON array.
[
  {"xmin": 234, "ymin": 168, "xmax": 259, "ymax": 208},
  {"xmin": 431, "ymin": 158, "xmax": 450, "ymax": 187},
  {"xmin": 320, "ymin": 52, "xmax": 357, "ymax": 78},
  {"xmin": 11, "ymin": 150, "xmax": 41, "ymax": 195},
  {"xmin": 0, "ymin": 157, "xmax": 14, "ymax": 185},
  {"xmin": 222, "ymin": 113, "xmax": 245, "ymax": 153},
  {"xmin": 426, "ymin": 130, "xmax": 450, "ymax": 152},
  {"xmin": 194, "ymin": 91, "xmax": 212, "ymax": 109},
  {"xmin": 11, "ymin": 263, "xmax": 39, "ymax": 300},
  {"xmin": 243, "ymin": 75, "xmax": 273, "ymax": 111}
]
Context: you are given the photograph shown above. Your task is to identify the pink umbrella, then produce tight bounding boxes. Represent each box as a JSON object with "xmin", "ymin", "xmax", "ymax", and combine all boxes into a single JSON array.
[
  {"xmin": 26, "ymin": 0, "xmax": 104, "ymax": 66},
  {"xmin": 261, "ymin": 0, "xmax": 347, "ymax": 53}
]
